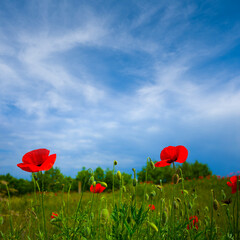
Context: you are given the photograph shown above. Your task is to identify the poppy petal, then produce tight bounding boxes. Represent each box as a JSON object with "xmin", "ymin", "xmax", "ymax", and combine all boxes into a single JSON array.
[
  {"xmin": 230, "ymin": 176, "xmax": 237, "ymax": 183},
  {"xmin": 39, "ymin": 154, "xmax": 57, "ymax": 171},
  {"xmin": 160, "ymin": 146, "xmax": 177, "ymax": 161},
  {"xmin": 17, "ymin": 163, "xmax": 41, "ymax": 172},
  {"xmin": 22, "ymin": 149, "xmax": 50, "ymax": 166},
  {"xmin": 227, "ymin": 182, "xmax": 232, "ymax": 187},
  {"xmin": 176, "ymin": 146, "xmax": 188, "ymax": 163},
  {"xmin": 155, "ymin": 160, "xmax": 171, "ymax": 167},
  {"xmin": 90, "ymin": 185, "xmax": 94, "ymax": 193}
]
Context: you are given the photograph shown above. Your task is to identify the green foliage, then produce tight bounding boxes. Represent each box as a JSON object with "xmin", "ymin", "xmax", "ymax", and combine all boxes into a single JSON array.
[{"xmin": 137, "ymin": 160, "xmax": 212, "ymax": 184}]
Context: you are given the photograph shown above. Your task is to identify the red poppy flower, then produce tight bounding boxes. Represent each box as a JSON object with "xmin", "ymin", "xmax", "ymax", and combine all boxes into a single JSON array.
[
  {"xmin": 155, "ymin": 146, "xmax": 188, "ymax": 167},
  {"xmin": 51, "ymin": 212, "xmax": 58, "ymax": 219},
  {"xmin": 149, "ymin": 204, "xmax": 155, "ymax": 211},
  {"xmin": 90, "ymin": 183, "xmax": 106, "ymax": 193},
  {"xmin": 17, "ymin": 149, "xmax": 56, "ymax": 172},
  {"xmin": 227, "ymin": 176, "xmax": 240, "ymax": 194},
  {"xmin": 187, "ymin": 216, "xmax": 198, "ymax": 230}
]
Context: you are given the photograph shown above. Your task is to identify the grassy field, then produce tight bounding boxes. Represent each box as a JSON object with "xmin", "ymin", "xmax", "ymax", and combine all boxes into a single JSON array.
[{"xmin": 0, "ymin": 176, "xmax": 239, "ymax": 240}]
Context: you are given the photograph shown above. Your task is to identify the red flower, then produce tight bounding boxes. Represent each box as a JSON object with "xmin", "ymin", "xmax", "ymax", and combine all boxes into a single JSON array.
[
  {"xmin": 227, "ymin": 176, "xmax": 240, "ymax": 194},
  {"xmin": 187, "ymin": 216, "xmax": 199, "ymax": 230},
  {"xmin": 199, "ymin": 176, "xmax": 203, "ymax": 180},
  {"xmin": 155, "ymin": 146, "xmax": 188, "ymax": 167},
  {"xmin": 17, "ymin": 149, "xmax": 56, "ymax": 172},
  {"xmin": 149, "ymin": 204, "xmax": 155, "ymax": 211},
  {"xmin": 51, "ymin": 212, "xmax": 58, "ymax": 219},
  {"xmin": 90, "ymin": 183, "xmax": 106, "ymax": 193}
]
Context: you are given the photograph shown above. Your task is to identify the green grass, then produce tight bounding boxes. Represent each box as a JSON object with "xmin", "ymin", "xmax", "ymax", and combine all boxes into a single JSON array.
[{"xmin": 0, "ymin": 176, "xmax": 239, "ymax": 239}]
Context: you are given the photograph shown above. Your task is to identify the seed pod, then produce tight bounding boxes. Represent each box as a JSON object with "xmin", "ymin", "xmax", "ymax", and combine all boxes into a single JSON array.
[
  {"xmin": 93, "ymin": 181, "xmax": 96, "ymax": 187},
  {"xmin": 150, "ymin": 160, "xmax": 155, "ymax": 170},
  {"xmin": 148, "ymin": 222, "xmax": 158, "ymax": 232},
  {"xmin": 150, "ymin": 191, "xmax": 156, "ymax": 198},
  {"xmin": 114, "ymin": 160, "xmax": 118, "ymax": 166},
  {"xmin": 99, "ymin": 182, "xmax": 108, "ymax": 188},
  {"xmin": 89, "ymin": 176, "xmax": 94, "ymax": 185},
  {"xmin": 213, "ymin": 199, "xmax": 220, "ymax": 211},
  {"xmin": 101, "ymin": 208, "xmax": 109, "ymax": 221},
  {"xmin": 145, "ymin": 193, "xmax": 149, "ymax": 201},
  {"xmin": 117, "ymin": 171, "xmax": 121, "ymax": 180}
]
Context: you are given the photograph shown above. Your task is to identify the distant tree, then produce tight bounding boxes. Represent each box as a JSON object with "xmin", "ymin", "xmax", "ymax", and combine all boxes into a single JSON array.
[{"xmin": 94, "ymin": 167, "xmax": 105, "ymax": 181}]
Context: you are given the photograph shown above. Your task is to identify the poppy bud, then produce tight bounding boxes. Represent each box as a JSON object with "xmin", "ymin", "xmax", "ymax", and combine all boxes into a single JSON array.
[
  {"xmin": 89, "ymin": 176, "xmax": 95, "ymax": 185},
  {"xmin": 150, "ymin": 191, "xmax": 156, "ymax": 198},
  {"xmin": 173, "ymin": 201, "xmax": 179, "ymax": 210},
  {"xmin": 176, "ymin": 198, "xmax": 181, "ymax": 203},
  {"xmin": 204, "ymin": 206, "xmax": 209, "ymax": 213},
  {"xmin": 188, "ymin": 202, "xmax": 192, "ymax": 210},
  {"xmin": 0, "ymin": 180, "xmax": 8, "ymax": 186},
  {"xmin": 156, "ymin": 185, "xmax": 163, "ymax": 191},
  {"xmin": 221, "ymin": 190, "xmax": 226, "ymax": 200},
  {"xmin": 133, "ymin": 179, "xmax": 137, "ymax": 187},
  {"xmin": 86, "ymin": 227, "xmax": 91, "ymax": 236},
  {"xmin": 162, "ymin": 211, "xmax": 168, "ymax": 224},
  {"xmin": 117, "ymin": 171, "xmax": 121, "ymax": 180},
  {"xmin": 101, "ymin": 209, "xmax": 109, "ymax": 221},
  {"xmin": 122, "ymin": 186, "xmax": 126, "ymax": 192},
  {"xmin": 99, "ymin": 182, "xmax": 108, "ymax": 188},
  {"xmin": 114, "ymin": 160, "xmax": 118, "ymax": 166},
  {"xmin": 0, "ymin": 216, "xmax": 4, "ymax": 225},
  {"xmin": 145, "ymin": 193, "xmax": 149, "ymax": 201},
  {"xmin": 147, "ymin": 222, "xmax": 158, "ymax": 232},
  {"xmin": 179, "ymin": 209, "xmax": 183, "ymax": 217},
  {"xmin": 213, "ymin": 199, "xmax": 220, "ymax": 211},
  {"xmin": 172, "ymin": 174, "xmax": 180, "ymax": 184},
  {"xmin": 150, "ymin": 160, "xmax": 155, "ymax": 170}
]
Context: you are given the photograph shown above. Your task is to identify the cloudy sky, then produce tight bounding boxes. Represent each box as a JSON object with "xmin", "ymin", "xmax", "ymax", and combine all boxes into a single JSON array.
[{"xmin": 0, "ymin": 0, "xmax": 240, "ymax": 179}]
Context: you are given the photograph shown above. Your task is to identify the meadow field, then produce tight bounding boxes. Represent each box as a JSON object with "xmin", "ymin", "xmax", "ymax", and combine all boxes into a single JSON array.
[{"xmin": 0, "ymin": 173, "xmax": 239, "ymax": 240}]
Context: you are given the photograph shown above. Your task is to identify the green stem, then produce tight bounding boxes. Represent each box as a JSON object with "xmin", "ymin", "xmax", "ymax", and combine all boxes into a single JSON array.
[
  {"xmin": 179, "ymin": 168, "xmax": 192, "ymax": 240},
  {"xmin": 210, "ymin": 189, "xmax": 214, "ymax": 240},
  {"xmin": 41, "ymin": 171, "xmax": 47, "ymax": 239},
  {"xmin": 143, "ymin": 157, "xmax": 150, "ymax": 205},
  {"xmin": 112, "ymin": 163, "xmax": 115, "ymax": 207},
  {"xmin": 72, "ymin": 176, "xmax": 87, "ymax": 240},
  {"xmin": 236, "ymin": 177, "xmax": 239, "ymax": 240},
  {"xmin": 67, "ymin": 183, "xmax": 72, "ymax": 230}
]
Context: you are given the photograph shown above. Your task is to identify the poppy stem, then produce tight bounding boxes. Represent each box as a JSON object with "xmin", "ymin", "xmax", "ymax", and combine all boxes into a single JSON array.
[
  {"xmin": 143, "ymin": 157, "xmax": 150, "ymax": 205},
  {"xmin": 41, "ymin": 171, "xmax": 47, "ymax": 240},
  {"xmin": 112, "ymin": 162, "xmax": 115, "ymax": 207},
  {"xmin": 236, "ymin": 177, "xmax": 239, "ymax": 240}
]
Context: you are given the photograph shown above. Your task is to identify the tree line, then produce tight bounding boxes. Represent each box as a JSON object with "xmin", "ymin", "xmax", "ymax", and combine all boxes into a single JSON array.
[{"xmin": 0, "ymin": 160, "xmax": 211, "ymax": 195}]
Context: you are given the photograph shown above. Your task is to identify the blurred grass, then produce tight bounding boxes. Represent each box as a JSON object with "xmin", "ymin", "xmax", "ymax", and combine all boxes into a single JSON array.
[{"xmin": 0, "ymin": 177, "xmax": 236, "ymax": 238}]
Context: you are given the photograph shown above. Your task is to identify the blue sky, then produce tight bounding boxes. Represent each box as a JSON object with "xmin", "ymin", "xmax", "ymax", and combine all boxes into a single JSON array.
[{"xmin": 0, "ymin": 0, "xmax": 240, "ymax": 179}]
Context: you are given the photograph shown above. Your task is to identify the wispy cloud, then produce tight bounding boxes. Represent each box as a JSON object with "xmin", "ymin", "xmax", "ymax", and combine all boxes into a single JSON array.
[{"xmin": 0, "ymin": 0, "xmax": 239, "ymax": 177}]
